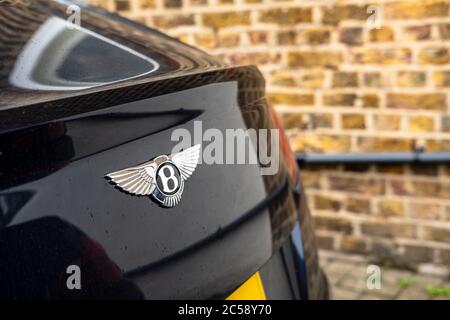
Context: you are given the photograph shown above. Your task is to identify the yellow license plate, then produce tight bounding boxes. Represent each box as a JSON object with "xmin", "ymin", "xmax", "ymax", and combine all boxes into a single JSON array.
[{"xmin": 226, "ymin": 272, "xmax": 267, "ymax": 300}]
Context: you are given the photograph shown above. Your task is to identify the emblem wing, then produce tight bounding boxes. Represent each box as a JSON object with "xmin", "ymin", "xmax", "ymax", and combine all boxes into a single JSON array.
[
  {"xmin": 170, "ymin": 144, "xmax": 201, "ymax": 181},
  {"xmin": 106, "ymin": 161, "xmax": 157, "ymax": 196}
]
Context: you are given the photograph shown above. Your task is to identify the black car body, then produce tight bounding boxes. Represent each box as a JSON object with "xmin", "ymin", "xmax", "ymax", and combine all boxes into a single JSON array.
[{"xmin": 0, "ymin": 0, "xmax": 328, "ymax": 299}]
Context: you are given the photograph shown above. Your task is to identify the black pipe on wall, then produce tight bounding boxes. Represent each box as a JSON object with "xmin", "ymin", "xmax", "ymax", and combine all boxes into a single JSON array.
[{"xmin": 296, "ymin": 151, "xmax": 450, "ymax": 165}]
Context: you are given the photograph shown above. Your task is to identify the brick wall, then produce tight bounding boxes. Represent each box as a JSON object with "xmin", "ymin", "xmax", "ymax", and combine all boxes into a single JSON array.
[{"xmin": 88, "ymin": 0, "xmax": 450, "ymax": 269}]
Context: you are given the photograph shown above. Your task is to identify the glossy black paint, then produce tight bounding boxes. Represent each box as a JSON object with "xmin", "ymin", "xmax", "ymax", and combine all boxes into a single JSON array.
[{"xmin": 0, "ymin": 0, "xmax": 327, "ymax": 299}]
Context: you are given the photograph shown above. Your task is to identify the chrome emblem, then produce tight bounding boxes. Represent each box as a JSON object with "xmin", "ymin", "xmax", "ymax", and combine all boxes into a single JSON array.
[{"xmin": 105, "ymin": 144, "xmax": 200, "ymax": 208}]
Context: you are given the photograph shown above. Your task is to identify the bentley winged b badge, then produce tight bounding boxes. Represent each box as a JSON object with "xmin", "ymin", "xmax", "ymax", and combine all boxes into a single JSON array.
[{"xmin": 105, "ymin": 144, "xmax": 201, "ymax": 208}]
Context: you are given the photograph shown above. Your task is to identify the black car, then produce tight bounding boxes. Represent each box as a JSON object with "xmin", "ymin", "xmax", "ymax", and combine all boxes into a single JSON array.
[{"xmin": 0, "ymin": 0, "xmax": 328, "ymax": 300}]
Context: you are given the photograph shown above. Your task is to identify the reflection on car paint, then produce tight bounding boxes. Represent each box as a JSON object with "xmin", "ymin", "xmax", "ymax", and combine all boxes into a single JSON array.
[{"xmin": 9, "ymin": 17, "xmax": 160, "ymax": 91}]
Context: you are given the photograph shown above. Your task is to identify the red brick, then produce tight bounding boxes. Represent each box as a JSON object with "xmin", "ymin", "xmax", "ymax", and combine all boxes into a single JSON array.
[
  {"xmin": 361, "ymin": 222, "xmax": 416, "ymax": 239},
  {"xmin": 328, "ymin": 176, "xmax": 385, "ymax": 195},
  {"xmin": 314, "ymin": 195, "xmax": 342, "ymax": 211},
  {"xmin": 202, "ymin": 12, "xmax": 250, "ymax": 28},
  {"xmin": 322, "ymin": 4, "xmax": 369, "ymax": 25},
  {"xmin": 314, "ymin": 216, "xmax": 353, "ymax": 234},
  {"xmin": 387, "ymin": 94, "xmax": 447, "ymax": 111},
  {"xmin": 288, "ymin": 51, "xmax": 342, "ymax": 68},
  {"xmin": 353, "ymin": 48, "xmax": 412, "ymax": 65},
  {"xmin": 385, "ymin": 1, "xmax": 449, "ymax": 19},
  {"xmin": 341, "ymin": 236, "xmax": 368, "ymax": 254},
  {"xmin": 259, "ymin": 8, "xmax": 312, "ymax": 25},
  {"xmin": 422, "ymin": 226, "xmax": 450, "ymax": 243},
  {"xmin": 345, "ymin": 197, "xmax": 371, "ymax": 214},
  {"xmin": 357, "ymin": 137, "xmax": 413, "ymax": 152},
  {"xmin": 419, "ymin": 48, "xmax": 450, "ymax": 65}
]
